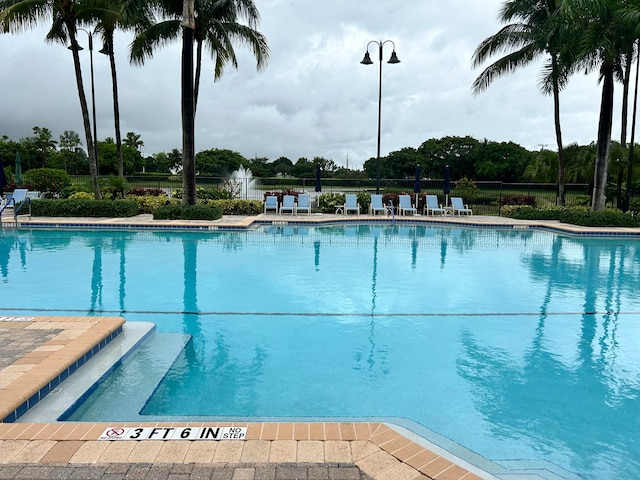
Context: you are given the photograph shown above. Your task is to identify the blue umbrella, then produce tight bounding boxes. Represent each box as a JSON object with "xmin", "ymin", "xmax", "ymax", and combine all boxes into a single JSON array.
[
  {"xmin": 0, "ymin": 157, "xmax": 7, "ymax": 191},
  {"xmin": 315, "ymin": 163, "xmax": 322, "ymax": 192},
  {"xmin": 444, "ymin": 165, "xmax": 451, "ymax": 207},
  {"xmin": 413, "ymin": 165, "xmax": 421, "ymax": 210}
]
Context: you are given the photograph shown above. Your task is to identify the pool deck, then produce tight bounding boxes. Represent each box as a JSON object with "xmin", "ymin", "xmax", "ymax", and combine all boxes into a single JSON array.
[{"xmin": 2, "ymin": 212, "xmax": 637, "ymax": 480}]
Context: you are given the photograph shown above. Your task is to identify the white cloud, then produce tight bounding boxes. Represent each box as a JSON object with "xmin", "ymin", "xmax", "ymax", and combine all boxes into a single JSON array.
[{"xmin": 0, "ymin": 0, "xmax": 623, "ymax": 167}]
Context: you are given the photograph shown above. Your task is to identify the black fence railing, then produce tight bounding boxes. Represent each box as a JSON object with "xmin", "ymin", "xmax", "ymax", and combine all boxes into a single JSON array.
[{"xmin": 71, "ymin": 176, "xmax": 594, "ymax": 216}]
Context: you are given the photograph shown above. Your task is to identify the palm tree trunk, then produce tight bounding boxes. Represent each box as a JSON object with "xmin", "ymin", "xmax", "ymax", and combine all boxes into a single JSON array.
[
  {"xmin": 194, "ymin": 40, "xmax": 203, "ymax": 114},
  {"xmin": 592, "ymin": 64, "xmax": 615, "ymax": 211},
  {"xmin": 69, "ymin": 27, "xmax": 102, "ymax": 199},
  {"xmin": 621, "ymin": 50, "xmax": 632, "ymax": 146},
  {"xmin": 105, "ymin": 33, "xmax": 124, "ymax": 178},
  {"xmin": 181, "ymin": 22, "xmax": 196, "ymax": 205},
  {"xmin": 551, "ymin": 56, "xmax": 565, "ymax": 206}
]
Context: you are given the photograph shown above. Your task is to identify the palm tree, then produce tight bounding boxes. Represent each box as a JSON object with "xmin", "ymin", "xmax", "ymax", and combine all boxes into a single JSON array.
[
  {"xmin": 471, "ymin": 0, "xmax": 572, "ymax": 206},
  {"xmin": 0, "ymin": 0, "xmax": 106, "ymax": 198},
  {"xmin": 124, "ymin": 131, "xmax": 144, "ymax": 150},
  {"xmin": 32, "ymin": 126, "xmax": 58, "ymax": 167},
  {"xmin": 566, "ymin": 0, "xmax": 635, "ymax": 210},
  {"xmin": 130, "ymin": 0, "xmax": 269, "ymax": 204}
]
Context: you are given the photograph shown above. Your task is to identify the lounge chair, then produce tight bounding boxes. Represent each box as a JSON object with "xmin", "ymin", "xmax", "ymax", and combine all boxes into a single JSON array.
[
  {"xmin": 369, "ymin": 194, "xmax": 387, "ymax": 215},
  {"xmin": 451, "ymin": 197, "xmax": 473, "ymax": 215},
  {"xmin": 0, "ymin": 189, "xmax": 30, "ymax": 219},
  {"xmin": 424, "ymin": 194, "xmax": 446, "ymax": 216},
  {"xmin": 264, "ymin": 195, "xmax": 278, "ymax": 214},
  {"xmin": 279, "ymin": 195, "xmax": 295, "ymax": 215},
  {"xmin": 295, "ymin": 193, "xmax": 312, "ymax": 215},
  {"xmin": 398, "ymin": 195, "xmax": 417, "ymax": 216},
  {"xmin": 344, "ymin": 194, "xmax": 360, "ymax": 215}
]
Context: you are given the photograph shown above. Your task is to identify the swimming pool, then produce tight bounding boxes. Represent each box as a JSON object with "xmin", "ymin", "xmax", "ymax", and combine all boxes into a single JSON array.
[{"xmin": 1, "ymin": 224, "xmax": 639, "ymax": 479}]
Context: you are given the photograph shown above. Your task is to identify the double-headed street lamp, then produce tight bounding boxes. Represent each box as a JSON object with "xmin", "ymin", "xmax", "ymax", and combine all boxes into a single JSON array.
[
  {"xmin": 69, "ymin": 29, "xmax": 110, "ymax": 172},
  {"xmin": 361, "ymin": 40, "xmax": 400, "ymax": 194}
]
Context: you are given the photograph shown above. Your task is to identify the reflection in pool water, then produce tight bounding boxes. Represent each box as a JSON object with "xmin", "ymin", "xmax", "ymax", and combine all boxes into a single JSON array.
[{"xmin": 1, "ymin": 225, "xmax": 639, "ymax": 479}]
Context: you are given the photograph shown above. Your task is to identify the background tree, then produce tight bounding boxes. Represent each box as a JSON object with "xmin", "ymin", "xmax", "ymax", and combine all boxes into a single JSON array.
[
  {"xmin": 59, "ymin": 130, "xmax": 82, "ymax": 151},
  {"xmin": 270, "ymin": 156, "xmax": 293, "ymax": 177},
  {"xmin": 194, "ymin": 148, "xmax": 247, "ymax": 176},
  {"xmin": 32, "ymin": 126, "xmax": 57, "ymax": 167},
  {"xmin": 124, "ymin": 131, "xmax": 144, "ymax": 151}
]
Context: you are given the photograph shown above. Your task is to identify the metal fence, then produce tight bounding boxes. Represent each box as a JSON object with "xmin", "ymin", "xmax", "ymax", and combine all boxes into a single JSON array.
[{"xmin": 71, "ymin": 176, "xmax": 592, "ymax": 216}]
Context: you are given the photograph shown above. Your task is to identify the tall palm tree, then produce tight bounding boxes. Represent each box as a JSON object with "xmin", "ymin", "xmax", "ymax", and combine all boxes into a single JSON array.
[
  {"xmin": 566, "ymin": 0, "xmax": 635, "ymax": 210},
  {"xmin": 0, "ymin": 0, "xmax": 106, "ymax": 198},
  {"xmin": 472, "ymin": 0, "xmax": 572, "ymax": 206},
  {"xmin": 130, "ymin": 0, "xmax": 269, "ymax": 204}
]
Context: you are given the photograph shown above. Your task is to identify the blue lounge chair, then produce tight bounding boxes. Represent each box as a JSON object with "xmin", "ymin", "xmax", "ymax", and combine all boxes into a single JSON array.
[
  {"xmin": 264, "ymin": 195, "xmax": 278, "ymax": 214},
  {"xmin": 451, "ymin": 197, "xmax": 473, "ymax": 215},
  {"xmin": 344, "ymin": 194, "xmax": 360, "ymax": 215},
  {"xmin": 295, "ymin": 193, "xmax": 311, "ymax": 215},
  {"xmin": 398, "ymin": 195, "xmax": 417, "ymax": 216},
  {"xmin": 369, "ymin": 194, "xmax": 387, "ymax": 215},
  {"xmin": 424, "ymin": 194, "xmax": 446, "ymax": 216},
  {"xmin": 280, "ymin": 195, "xmax": 295, "ymax": 215},
  {"xmin": 0, "ymin": 189, "xmax": 30, "ymax": 219}
]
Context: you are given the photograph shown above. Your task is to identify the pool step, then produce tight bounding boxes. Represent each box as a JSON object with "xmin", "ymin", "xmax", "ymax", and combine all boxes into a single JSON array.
[{"xmin": 63, "ymin": 330, "xmax": 192, "ymax": 421}]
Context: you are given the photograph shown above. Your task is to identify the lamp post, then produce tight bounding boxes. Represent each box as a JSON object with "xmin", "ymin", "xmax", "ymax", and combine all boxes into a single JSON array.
[
  {"xmin": 69, "ymin": 29, "xmax": 99, "ymax": 172},
  {"xmin": 361, "ymin": 40, "xmax": 400, "ymax": 194}
]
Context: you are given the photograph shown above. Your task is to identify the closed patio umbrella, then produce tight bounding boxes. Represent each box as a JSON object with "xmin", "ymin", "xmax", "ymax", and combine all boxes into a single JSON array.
[
  {"xmin": 443, "ymin": 165, "xmax": 451, "ymax": 207},
  {"xmin": 14, "ymin": 153, "xmax": 23, "ymax": 186}
]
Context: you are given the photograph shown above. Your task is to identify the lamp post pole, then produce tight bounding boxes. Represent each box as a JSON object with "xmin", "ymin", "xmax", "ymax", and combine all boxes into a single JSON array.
[
  {"xmin": 72, "ymin": 29, "xmax": 99, "ymax": 173},
  {"xmin": 361, "ymin": 40, "xmax": 400, "ymax": 194}
]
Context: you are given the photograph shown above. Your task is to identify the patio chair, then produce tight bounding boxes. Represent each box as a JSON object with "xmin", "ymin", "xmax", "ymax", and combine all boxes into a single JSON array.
[
  {"xmin": 369, "ymin": 194, "xmax": 387, "ymax": 215},
  {"xmin": 264, "ymin": 195, "xmax": 278, "ymax": 214},
  {"xmin": 398, "ymin": 195, "xmax": 417, "ymax": 216},
  {"xmin": 279, "ymin": 195, "xmax": 296, "ymax": 215},
  {"xmin": 424, "ymin": 195, "xmax": 446, "ymax": 216},
  {"xmin": 451, "ymin": 197, "xmax": 473, "ymax": 215},
  {"xmin": 344, "ymin": 194, "xmax": 360, "ymax": 215},
  {"xmin": 295, "ymin": 193, "xmax": 312, "ymax": 215}
]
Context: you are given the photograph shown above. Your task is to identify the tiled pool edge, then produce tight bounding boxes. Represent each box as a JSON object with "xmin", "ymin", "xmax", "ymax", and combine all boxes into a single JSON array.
[
  {"xmin": 0, "ymin": 421, "xmax": 490, "ymax": 480},
  {"xmin": 0, "ymin": 317, "xmax": 125, "ymax": 424}
]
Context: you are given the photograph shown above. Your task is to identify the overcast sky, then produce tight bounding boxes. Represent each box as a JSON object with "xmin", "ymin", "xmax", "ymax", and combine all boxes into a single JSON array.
[{"xmin": 0, "ymin": 0, "xmax": 626, "ymax": 168}]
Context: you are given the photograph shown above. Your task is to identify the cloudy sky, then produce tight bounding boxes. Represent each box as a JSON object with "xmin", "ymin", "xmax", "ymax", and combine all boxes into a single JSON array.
[{"xmin": 0, "ymin": 0, "xmax": 625, "ymax": 168}]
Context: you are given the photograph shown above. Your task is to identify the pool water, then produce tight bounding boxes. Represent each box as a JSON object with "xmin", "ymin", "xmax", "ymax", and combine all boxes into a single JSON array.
[{"xmin": 1, "ymin": 225, "xmax": 639, "ymax": 479}]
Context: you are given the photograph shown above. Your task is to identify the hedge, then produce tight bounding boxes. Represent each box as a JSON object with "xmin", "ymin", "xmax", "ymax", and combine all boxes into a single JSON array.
[
  {"xmin": 501, "ymin": 204, "xmax": 640, "ymax": 227},
  {"xmin": 153, "ymin": 204, "xmax": 223, "ymax": 220},
  {"xmin": 30, "ymin": 199, "xmax": 139, "ymax": 217}
]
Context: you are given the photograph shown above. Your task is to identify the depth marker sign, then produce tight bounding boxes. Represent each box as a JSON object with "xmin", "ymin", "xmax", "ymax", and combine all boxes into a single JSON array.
[{"xmin": 98, "ymin": 426, "xmax": 246, "ymax": 441}]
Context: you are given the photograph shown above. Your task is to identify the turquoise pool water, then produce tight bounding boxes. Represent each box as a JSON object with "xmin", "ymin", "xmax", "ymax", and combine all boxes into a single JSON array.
[{"xmin": 1, "ymin": 225, "xmax": 639, "ymax": 479}]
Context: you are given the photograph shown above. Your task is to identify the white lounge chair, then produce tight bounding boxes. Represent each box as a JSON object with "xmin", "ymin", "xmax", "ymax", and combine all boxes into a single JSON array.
[
  {"xmin": 279, "ymin": 195, "xmax": 295, "ymax": 215},
  {"xmin": 0, "ymin": 189, "xmax": 30, "ymax": 219},
  {"xmin": 424, "ymin": 195, "xmax": 446, "ymax": 215},
  {"xmin": 264, "ymin": 195, "xmax": 278, "ymax": 214},
  {"xmin": 369, "ymin": 194, "xmax": 387, "ymax": 215},
  {"xmin": 344, "ymin": 194, "xmax": 360, "ymax": 215},
  {"xmin": 451, "ymin": 197, "xmax": 473, "ymax": 215},
  {"xmin": 398, "ymin": 195, "xmax": 417, "ymax": 216},
  {"xmin": 295, "ymin": 193, "xmax": 312, "ymax": 215}
]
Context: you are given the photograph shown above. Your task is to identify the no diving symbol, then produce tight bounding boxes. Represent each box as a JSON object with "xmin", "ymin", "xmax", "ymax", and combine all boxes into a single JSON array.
[{"xmin": 104, "ymin": 428, "xmax": 125, "ymax": 439}]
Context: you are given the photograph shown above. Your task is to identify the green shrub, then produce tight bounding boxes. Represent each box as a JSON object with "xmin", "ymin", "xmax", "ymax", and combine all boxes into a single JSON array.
[
  {"xmin": 171, "ymin": 187, "xmax": 231, "ymax": 201},
  {"xmin": 130, "ymin": 195, "xmax": 176, "ymax": 214},
  {"xmin": 500, "ymin": 205, "xmax": 564, "ymax": 220},
  {"xmin": 23, "ymin": 168, "xmax": 72, "ymax": 198},
  {"xmin": 67, "ymin": 192, "xmax": 95, "ymax": 200},
  {"xmin": 211, "ymin": 200, "xmax": 262, "ymax": 215},
  {"xmin": 317, "ymin": 193, "xmax": 345, "ymax": 213},
  {"xmin": 30, "ymin": 199, "xmax": 139, "ymax": 217},
  {"xmin": 559, "ymin": 208, "xmax": 640, "ymax": 227},
  {"xmin": 153, "ymin": 204, "xmax": 223, "ymax": 220}
]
